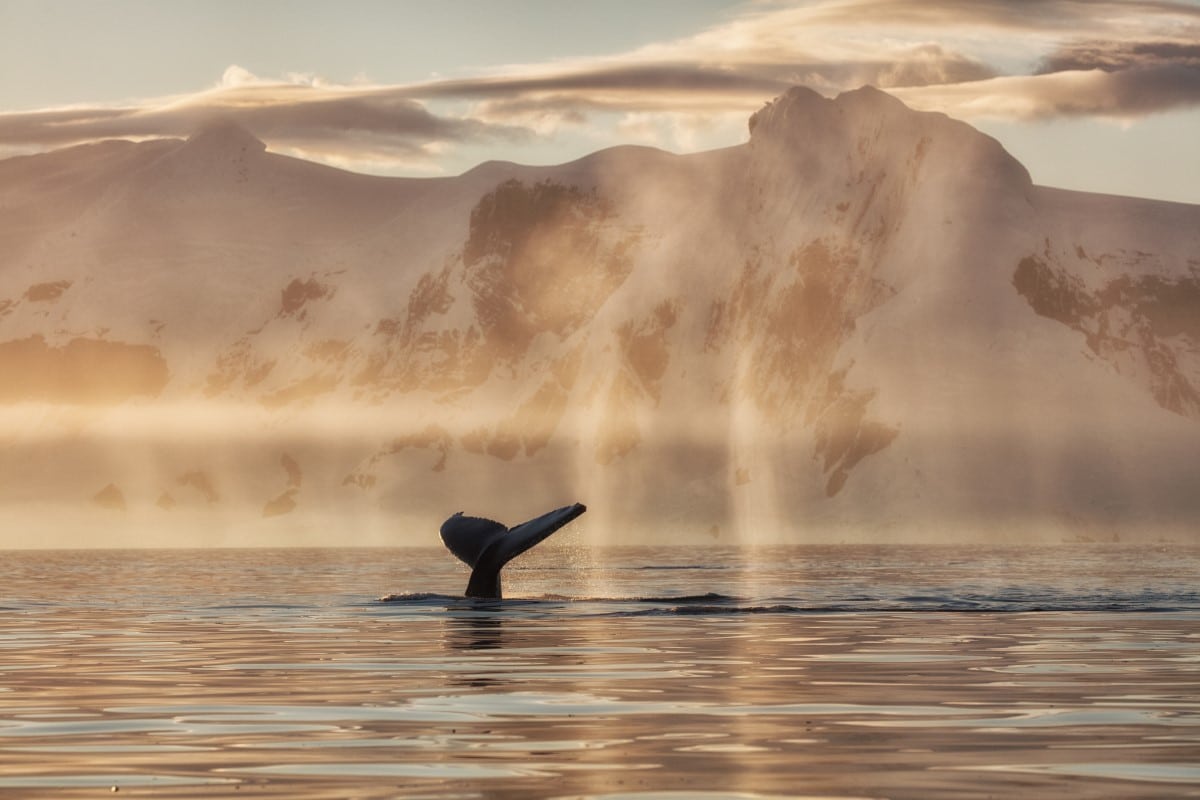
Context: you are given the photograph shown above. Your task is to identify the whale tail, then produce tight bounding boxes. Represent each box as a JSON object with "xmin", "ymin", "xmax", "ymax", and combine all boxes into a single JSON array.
[{"xmin": 439, "ymin": 503, "xmax": 587, "ymax": 599}]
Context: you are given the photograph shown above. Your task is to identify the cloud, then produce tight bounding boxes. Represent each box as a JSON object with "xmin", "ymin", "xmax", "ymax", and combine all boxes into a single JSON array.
[
  {"xmin": 422, "ymin": 48, "xmax": 995, "ymax": 106},
  {"xmin": 401, "ymin": 0, "xmax": 1198, "ymax": 123},
  {"xmin": 0, "ymin": 70, "xmax": 529, "ymax": 164},
  {"xmin": 3, "ymin": 0, "xmax": 1200, "ymax": 170},
  {"xmin": 894, "ymin": 65, "xmax": 1200, "ymax": 120},
  {"xmin": 718, "ymin": 0, "xmax": 1200, "ymax": 121},
  {"xmin": 1023, "ymin": 39, "xmax": 1200, "ymax": 118},
  {"xmin": 777, "ymin": 0, "xmax": 1200, "ymax": 34},
  {"xmin": 1039, "ymin": 40, "xmax": 1200, "ymax": 72}
]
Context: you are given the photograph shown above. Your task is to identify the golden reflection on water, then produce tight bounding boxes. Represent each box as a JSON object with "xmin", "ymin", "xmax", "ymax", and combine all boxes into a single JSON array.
[{"xmin": 0, "ymin": 547, "xmax": 1198, "ymax": 798}]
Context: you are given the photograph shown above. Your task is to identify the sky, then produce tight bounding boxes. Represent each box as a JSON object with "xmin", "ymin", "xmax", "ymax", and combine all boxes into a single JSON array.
[{"xmin": 1, "ymin": 0, "xmax": 1199, "ymax": 203}]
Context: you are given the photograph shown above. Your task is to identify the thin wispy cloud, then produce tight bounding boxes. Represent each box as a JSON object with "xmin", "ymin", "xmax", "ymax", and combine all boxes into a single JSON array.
[
  {"xmin": 1039, "ymin": 40, "xmax": 1200, "ymax": 73},
  {"xmin": 0, "ymin": 66, "xmax": 529, "ymax": 167},
  {"xmin": 2, "ymin": 0, "xmax": 1198, "ymax": 169},
  {"xmin": 775, "ymin": 0, "xmax": 1199, "ymax": 31},
  {"xmin": 896, "ymin": 62, "xmax": 1200, "ymax": 120}
]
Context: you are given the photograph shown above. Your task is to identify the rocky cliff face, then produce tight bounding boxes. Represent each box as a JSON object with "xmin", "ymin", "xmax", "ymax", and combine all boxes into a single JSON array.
[{"xmin": 1, "ymin": 86, "xmax": 1197, "ymax": 547}]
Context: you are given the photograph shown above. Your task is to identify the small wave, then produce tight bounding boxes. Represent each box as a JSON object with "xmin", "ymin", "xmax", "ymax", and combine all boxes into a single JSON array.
[
  {"xmin": 376, "ymin": 592, "xmax": 740, "ymax": 605},
  {"xmin": 206, "ymin": 603, "xmax": 309, "ymax": 611},
  {"xmin": 377, "ymin": 592, "xmax": 459, "ymax": 604},
  {"xmin": 375, "ymin": 589, "xmax": 1200, "ymax": 614},
  {"xmin": 607, "ymin": 602, "xmax": 1200, "ymax": 617},
  {"xmin": 616, "ymin": 604, "xmax": 807, "ymax": 617},
  {"xmin": 633, "ymin": 564, "xmax": 729, "ymax": 571},
  {"xmin": 375, "ymin": 594, "xmax": 562, "ymax": 610},
  {"xmin": 634, "ymin": 592, "xmax": 739, "ymax": 603}
]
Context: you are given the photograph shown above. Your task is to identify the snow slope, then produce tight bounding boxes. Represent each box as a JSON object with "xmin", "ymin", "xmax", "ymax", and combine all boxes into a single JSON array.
[{"xmin": 1, "ymin": 86, "xmax": 1197, "ymax": 547}]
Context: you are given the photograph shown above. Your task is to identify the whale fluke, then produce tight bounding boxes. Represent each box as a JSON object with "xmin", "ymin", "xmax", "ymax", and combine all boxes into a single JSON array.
[{"xmin": 440, "ymin": 503, "xmax": 586, "ymax": 599}]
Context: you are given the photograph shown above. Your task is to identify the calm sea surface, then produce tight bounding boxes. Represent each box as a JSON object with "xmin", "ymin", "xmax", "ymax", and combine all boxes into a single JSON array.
[{"xmin": 1, "ymin": 544, "xmax": 1199, "ymax": 799}]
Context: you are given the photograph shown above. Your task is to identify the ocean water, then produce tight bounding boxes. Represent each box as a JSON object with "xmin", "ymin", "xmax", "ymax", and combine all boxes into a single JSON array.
[{"xmin": 1, "ymin": 543, "xmax": 1199, "ymax": 799}]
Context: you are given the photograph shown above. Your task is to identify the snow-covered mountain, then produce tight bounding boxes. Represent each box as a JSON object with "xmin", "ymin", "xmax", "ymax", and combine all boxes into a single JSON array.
[{"xmin": 2, "ymin": 86, "xmax": 1198, "ymax": 547}]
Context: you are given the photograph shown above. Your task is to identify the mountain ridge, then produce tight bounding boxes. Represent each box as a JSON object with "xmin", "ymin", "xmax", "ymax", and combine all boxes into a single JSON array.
[{"xmin": 0, "ymin": 85, "xmax": 1197, "ymax": 547}]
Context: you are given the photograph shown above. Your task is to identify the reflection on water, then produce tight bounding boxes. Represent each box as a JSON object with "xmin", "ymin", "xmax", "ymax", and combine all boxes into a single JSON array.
[
  {"xmin": 0, "ymin": 545, "xmax": 1198, "ymax": 798},
  {"xmin": 444, "ymin": 609, "xmax": 506, "ymax": 652}
]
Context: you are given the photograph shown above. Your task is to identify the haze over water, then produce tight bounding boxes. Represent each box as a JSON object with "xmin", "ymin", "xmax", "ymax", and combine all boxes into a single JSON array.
[{"xmin": 3, "ymin": 544, "xmax": 1199, "ymax": 798}]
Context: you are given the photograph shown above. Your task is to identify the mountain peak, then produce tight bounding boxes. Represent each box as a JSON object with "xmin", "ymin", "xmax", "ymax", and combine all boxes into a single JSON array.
[
  {"xmin": 747, "ymin": 84, "xmax": 1031, "ymax": 197},
  {"xmin": 748, "ymin": 85, "xmax": 925, "ymax": 142},
  {"xmin": 184, "ymin": 119, "xmax": 266, "ymax": 156},
  {"xmin": 833, "ymin": 84, "xmax": 911, "ymax": 113},
  {"xmin": 747, "ymin": 86, "xmax": 828, "ymax": 138},
  {"xmin": 135, "ymin": 118, "xmax": 267, "ymax": 184}
]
